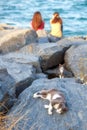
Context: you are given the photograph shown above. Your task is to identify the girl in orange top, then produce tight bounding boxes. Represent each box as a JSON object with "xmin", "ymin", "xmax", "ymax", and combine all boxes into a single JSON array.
[{"xmin": 48, "ymin": 12, "xmax": 63, "ymax": 42}]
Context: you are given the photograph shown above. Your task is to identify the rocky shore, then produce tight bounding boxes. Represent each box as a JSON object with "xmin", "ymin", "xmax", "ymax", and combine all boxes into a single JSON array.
[{"xmin": 0, "ymin": 23, "xmax": 87, "ymax": 130}]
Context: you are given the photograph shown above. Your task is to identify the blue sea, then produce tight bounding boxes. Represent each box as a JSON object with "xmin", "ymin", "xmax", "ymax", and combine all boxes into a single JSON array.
[{"xmin": 0, "ymin": 0, "xmax": 87, "ymax": 36}]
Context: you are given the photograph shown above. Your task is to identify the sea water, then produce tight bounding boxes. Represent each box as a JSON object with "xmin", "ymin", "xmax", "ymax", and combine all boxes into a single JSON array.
[{"xmin": 0, "ymin": 0, "xmax": 87, "ymax": 36}]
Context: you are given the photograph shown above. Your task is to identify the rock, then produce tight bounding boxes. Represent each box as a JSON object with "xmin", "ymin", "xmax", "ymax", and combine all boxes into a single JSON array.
[
  {"xmin": 67, "ymin": 36, "xmax": 87, "ymax": 41},
  {"xmin": 4, "ymin": 78, "xmax": 87, "ymax": 130},
  {"xmin": 0, "ymin": 24, "xmax": 17, "ymax": 38},
  {"xmin": 19, "ymin": 38, "xmax": 87, "ymax": 71},
  {"xmin": 57, "ymin": 37, "xmax": 87, "ymax": 48},
  {"xmin": 35, "ymin": 43, "xmax": 64, "ymax": 71},
  {"xmin": 64, "ymin": 44, "xmax": 87, "ymax": 79},
  {"xmin": 0, "ymin": 66, "xmax": 16, "ymax": 114},
  {"xmin": 1, "ymin": 52, "xmax": 41, "ymax": 73},
  {"xmin": 0, "ymin": 29, "xmax": 37, "ymax": 54},
  {"xmin": 45, "ymin": 66, "xmax": 73, "ymax": 79},
  {"xmin": 35, "ymin": 73, "xmax": 47, "ymax": 79},
  {"xmin": 0, "ymin": 23, "xmax": 15, "ymax": 30},
  {"xmin": 36, "ymin": 29, "xmax": 49, "ymax": 43},
  {"xmin": 0, "ymin": 25, "xmax": 87, "ymax": 130},
  {"xmin": 0, "ymin": 53, "xmax": 36, "ymax": 97},
  {"xmin": 19, "ymin": 42, "xmax": 66, "ymax": 71}
]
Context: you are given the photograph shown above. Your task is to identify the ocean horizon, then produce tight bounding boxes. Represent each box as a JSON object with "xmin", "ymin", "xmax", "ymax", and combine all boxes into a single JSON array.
[{"xmin": 0, "ymin": 0, "xmax": 87, "ymax": 36}]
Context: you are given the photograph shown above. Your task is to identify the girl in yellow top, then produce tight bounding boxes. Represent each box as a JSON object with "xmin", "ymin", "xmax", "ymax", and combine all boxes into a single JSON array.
[{"xmin": 48, "ymin": 12, "xmax": 63, "ymax": 42}]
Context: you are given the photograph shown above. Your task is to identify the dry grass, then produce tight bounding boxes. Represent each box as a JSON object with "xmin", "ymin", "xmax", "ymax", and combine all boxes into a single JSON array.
[
  {"xmin": 0, "ymin": 106, "xmax": 31, "ymax": 130},
  {"xmin": 0, "ymin": 100, "xmax": 30, "ymax": 130},
  {"xmin": 0, "ymin": 102, "xmax": 8, "ymax": 130},
  {"xmin": 0, "ymin": 114, "xmax": 7, "ymax": 130},
  {"xmin": 0, "ymin": 114, "xmax": 21, "ymax": 130}
]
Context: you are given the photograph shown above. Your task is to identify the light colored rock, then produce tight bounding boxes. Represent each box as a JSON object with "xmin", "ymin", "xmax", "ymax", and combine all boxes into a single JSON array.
[
  {"xmin": 0, "ymin": 23, "xmax": 15, "ymax": 30},
  {"xmin": 64, "ymin": 44, "xmax": 87, "ymax": 79},
  {"xmin": 57, "ymin": 37, "xmax": 87, "ymax": 48},
  {"xmin": 35, "ymin": 73, "xmax": 47, "ymax": 79},
  {"xmin": 0, "ymin": 53, "xmax": 36, "ymax": 96},
  {"xmin": 0, "ymin": 29, "xmax": 37, "ymax": 54},
  {"xmin": 1, "ymin": 52, "xmax": 41, "ymax": 72}
]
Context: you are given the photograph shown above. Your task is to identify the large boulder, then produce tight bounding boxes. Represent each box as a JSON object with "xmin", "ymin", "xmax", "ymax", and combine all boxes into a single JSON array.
[
  {"xmin": 35, "ymin": 43, "xmax": 65, "ymax": 71},
  {"xmin": 0, "ymin": 67, "xmax": 16, "ymax": 114},
  {"xmin": 57, "ymin": 37, "xmax": 87, "ymax": 48},
  {"xmin": 1, "ymin": 52, "xmax": 41, "ymax": 72},
  {"xmin": 19, "ymin": 38, "xmax": 87, "ymax": 71},
  {"xmin": 0, "ymin": 53, "xmax": 37, "ymax": 97},
  {"xmin": 4, "ymin": 78, "xmax": 87, "ymax": 130},
  {"xmin": 64, "ymin": 44, "xmax": 87, "ymax": 79},
  {"xmin": 19, "ymin": 43, "xmax": 66, "ymax": 71},
  {"xmin": 0, "ymin": 29, "xmax": 37, "ymax": 54}
]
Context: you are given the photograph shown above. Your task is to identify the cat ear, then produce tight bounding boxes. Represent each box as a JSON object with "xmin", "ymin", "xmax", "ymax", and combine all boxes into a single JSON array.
[
  {"xmin": 41, "ymin": 89, "xmax": 48, "ymax": 93},
  {"xmin": 59, "ymin": 64, "xmax": 61, "ymax": 66}
]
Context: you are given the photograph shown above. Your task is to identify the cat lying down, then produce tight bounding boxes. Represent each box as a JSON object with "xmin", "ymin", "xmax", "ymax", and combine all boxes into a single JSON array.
[{"xmin": 33, "ymin": 89, "xmax": 68, "ymax": 115}]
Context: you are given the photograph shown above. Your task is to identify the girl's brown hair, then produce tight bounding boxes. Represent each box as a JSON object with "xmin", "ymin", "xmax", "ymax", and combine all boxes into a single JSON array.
[
  {"xmin": 32, "ymin": 11, "xmax": 43, "ymax": 31},
  {"xmin": 51, "ymin": 12, "xmax": 62, "ymax": 24}
]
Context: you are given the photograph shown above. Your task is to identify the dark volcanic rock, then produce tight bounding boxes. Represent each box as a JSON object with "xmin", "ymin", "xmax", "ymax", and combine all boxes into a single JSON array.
[
  {"xmin": 19, "ymin": 43, "xmax": 66, "ymax": 71},
  {"xmin": 0, "ymin": 25, "xmax": 87, "ymax": 129},
  {"xmin": 4, "ymin": 78, "xmax": 87, "ymax": 130},
  {"xmin": 0, "ymin": 67, "xmax": 16, "ymax": 114}
]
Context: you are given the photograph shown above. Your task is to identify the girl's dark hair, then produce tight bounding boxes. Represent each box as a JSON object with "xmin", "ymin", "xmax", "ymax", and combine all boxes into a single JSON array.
[
  {"xmin": 51, "ymin": 12, "xmax": 62, "ymax": 24},
  {"xmin": 32, "ymin": 11, "xmax": 43, "ymax": 31}
]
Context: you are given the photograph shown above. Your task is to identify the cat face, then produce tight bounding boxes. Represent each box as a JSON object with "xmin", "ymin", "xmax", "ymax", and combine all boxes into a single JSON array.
[
  {"xmin": 56, "ymin": 103, "xmax": 68, "ymax": 114},
  {"xmin": 59, "ymin": 64, "xmax": 64, "ymax": 73}
]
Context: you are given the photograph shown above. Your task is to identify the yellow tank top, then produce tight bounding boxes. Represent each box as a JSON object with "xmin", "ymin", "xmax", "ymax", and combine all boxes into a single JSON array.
[{"xmin": 50, "ymin": 22, "xmax": 62, "ymax": 37}]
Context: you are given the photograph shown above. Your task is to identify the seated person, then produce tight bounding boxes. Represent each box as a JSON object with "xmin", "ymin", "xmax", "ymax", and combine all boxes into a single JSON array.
[
  {"xmin": 30, "ymin": 11, "xmax": 48, "ymax": 43},
  {"xmin": 48, "ymin": 12, "xmax": 63, "ymax": 42}
]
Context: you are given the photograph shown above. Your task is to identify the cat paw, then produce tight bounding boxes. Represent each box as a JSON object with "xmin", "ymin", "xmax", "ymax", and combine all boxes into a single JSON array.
[
  {"xmin": 33, "ymin": 93, "xmax": 38, "ymax": 98},
  {"xmin": 44, "ymin": 105, "xmax": 49, "ymax": 109},
  {"xmin": 48, "ymin": 111, "xmax": 52, "ymax": 115},
  {"xmin": 56, "ymin": 109, "xmax": 62, "ymax": 114}
]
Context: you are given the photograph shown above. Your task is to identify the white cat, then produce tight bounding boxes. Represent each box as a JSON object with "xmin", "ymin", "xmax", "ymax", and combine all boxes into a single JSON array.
[
  {"xmin": 33, "ymin": 89, "xmax": 68, "ymax": 115},
  {"xmin": 58, "ymin": 64, "xmax": 64, "ymax": 79}
]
